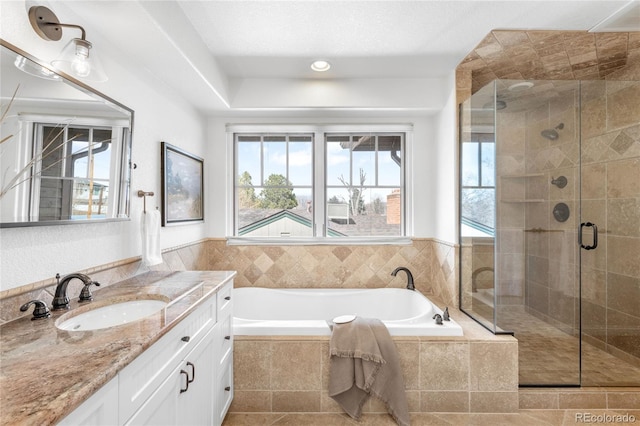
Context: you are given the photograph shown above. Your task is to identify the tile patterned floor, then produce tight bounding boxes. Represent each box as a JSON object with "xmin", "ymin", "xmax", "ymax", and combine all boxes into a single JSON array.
[{"xmin": 497, "ymin": 307, "xmax": 640, "ymax": 386}]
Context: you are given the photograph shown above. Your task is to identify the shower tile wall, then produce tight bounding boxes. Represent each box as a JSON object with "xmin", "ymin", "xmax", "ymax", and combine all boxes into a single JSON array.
[{"xmin": 580, "ymin": 80, "xmax": 640, "ymax": 363}]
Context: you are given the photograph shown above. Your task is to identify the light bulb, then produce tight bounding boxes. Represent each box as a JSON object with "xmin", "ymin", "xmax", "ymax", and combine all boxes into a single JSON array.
[{"xmin": 72, "ymin": 56, "xmax": 91, "ymax": 77}]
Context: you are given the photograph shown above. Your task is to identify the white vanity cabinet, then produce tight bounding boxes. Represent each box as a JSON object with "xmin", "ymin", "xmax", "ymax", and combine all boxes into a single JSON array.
[
  {"xmin": 214, "ymin": 282, "xmax": 234, "ymax": 424},
  {"xmin": 58, "ymin": 376, "xmax": 119, "ymax": 426},
  {"xmin": 124, "ymin": 326, "xmax": 216, "ymax": 425},
  {"xmin": 60, "ymin": 279, "xmax": 234, "ymax": 426}
]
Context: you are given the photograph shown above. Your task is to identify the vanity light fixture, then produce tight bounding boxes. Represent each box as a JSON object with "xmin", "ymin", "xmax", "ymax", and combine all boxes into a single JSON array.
[
  {"xmin": 27, "ymin": 6, "xmax": 107, "ymax": 82},
  {"xmin": 311, "ymin": 60, "xmax": 331, "ymax": 72}
]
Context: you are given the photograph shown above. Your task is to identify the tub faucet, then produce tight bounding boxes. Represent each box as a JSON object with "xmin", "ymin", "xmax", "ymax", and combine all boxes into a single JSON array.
[
  {"xmin": 391, "ymin": 267, "xmax": 415, "ymax": 291},
  {"xmin": 52, "ymin": 272, "xmax": 100, "ymax": 310}
]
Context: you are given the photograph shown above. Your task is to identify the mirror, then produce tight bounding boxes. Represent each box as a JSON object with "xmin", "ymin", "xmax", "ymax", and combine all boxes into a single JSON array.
[{"xmin": 0, "ymin": 39, "xmax": 133, "ymax": 227}]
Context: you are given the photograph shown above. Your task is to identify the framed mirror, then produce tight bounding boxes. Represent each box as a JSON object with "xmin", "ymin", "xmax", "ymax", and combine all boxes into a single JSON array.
[{"xmin": 0, "ymin": 39, "xmax": 133, "ymax": 227}]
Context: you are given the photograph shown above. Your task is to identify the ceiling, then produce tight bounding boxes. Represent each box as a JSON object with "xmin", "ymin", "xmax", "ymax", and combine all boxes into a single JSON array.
[{"xmin": 49, "ymin": 1, "xmax": 638, "ymax": 115}]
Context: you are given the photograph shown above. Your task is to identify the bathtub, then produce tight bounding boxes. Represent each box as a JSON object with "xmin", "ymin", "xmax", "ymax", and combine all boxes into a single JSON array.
[{"xmin": 233, "ymin": 287, "xmax": 463, "ymax": 336}]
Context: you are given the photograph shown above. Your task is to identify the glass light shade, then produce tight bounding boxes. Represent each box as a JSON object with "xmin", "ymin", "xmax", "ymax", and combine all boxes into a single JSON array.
[
  {"xmin": 14, "ymin": 55, "xmax": 61, "ymax": 81},
  {"xmin": 51, "ymin": 38, "xmax": 108, "ymax": 82}
]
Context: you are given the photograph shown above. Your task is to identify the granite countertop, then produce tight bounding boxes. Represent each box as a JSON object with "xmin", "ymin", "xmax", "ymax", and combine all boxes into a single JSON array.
[{"xmin": 0, "ymin": 270, "xmax": 236, "ymax": 426}]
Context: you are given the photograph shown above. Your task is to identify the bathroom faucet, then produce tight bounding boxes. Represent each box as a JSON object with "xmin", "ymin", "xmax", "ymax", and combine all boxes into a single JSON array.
[
  {"xmin": 52, "ymin": 273, "xmax": 100, "ymax": 310},
  {"xmin": 391, "ymin": 267, "xmax": 415, "ymax": 291}
]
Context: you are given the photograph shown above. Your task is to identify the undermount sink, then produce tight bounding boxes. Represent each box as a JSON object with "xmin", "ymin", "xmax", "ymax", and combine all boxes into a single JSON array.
[{"xmin": 56, "ymin": 299, "xmax": 168, "ymax": 331}]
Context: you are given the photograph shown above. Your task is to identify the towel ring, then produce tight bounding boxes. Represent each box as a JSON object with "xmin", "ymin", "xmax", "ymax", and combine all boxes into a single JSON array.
[{"xmin": 137, "ymin": 190, "xmax": 154, "ymax": 213}]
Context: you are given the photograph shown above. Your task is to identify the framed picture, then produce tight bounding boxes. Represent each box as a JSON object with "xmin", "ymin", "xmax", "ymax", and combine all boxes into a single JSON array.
[{"xmin": 160, "ymin": 142, "xmax": 204, "ymax": 226}]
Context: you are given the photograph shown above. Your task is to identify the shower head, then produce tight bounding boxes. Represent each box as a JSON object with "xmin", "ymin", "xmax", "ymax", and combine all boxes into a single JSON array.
[{"xmin": 541, "ymin": 123, "xmax": 564, "ymax": 141}]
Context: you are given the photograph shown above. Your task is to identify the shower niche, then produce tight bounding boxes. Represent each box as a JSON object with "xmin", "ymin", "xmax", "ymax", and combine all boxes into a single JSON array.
[{"xmin": 459, "ymin": 79, "xmax": 640, "ymax": 387}]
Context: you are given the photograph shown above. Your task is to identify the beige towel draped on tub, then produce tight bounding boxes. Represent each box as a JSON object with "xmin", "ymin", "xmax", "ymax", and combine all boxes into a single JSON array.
[{"xmin": 328, "ymin": 316, "xmax": 410, "ymax": 426}]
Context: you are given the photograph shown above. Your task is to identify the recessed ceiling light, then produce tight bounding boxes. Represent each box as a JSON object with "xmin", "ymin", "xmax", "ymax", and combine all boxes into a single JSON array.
[{"xmin": 311, "ymin": 60, "xmax": 331, "ymax": 72}]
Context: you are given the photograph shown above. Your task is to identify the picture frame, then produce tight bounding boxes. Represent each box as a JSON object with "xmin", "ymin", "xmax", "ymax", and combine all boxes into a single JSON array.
[{"xmin": 160, "ymin": 142, "xmax": 204, "ymax": 226}]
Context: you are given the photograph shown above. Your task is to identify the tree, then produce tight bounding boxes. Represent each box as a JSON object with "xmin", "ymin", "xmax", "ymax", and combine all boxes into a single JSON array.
[
  {"xmin": 238, "ymin": 171, "xmax": 258, "ymax": 208},
  {"xmin": 259, "ymin": 174, "xmax": 298, "ymax": 209},
  {"xmin": 337, "ymin": 168, "xmax": 366, "ymax": 216}
]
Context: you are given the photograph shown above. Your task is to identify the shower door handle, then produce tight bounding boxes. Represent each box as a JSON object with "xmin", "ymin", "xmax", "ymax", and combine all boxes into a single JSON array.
[{"xmin": 579, "ymin": 222, "xmax": 598, "ymax": 250}]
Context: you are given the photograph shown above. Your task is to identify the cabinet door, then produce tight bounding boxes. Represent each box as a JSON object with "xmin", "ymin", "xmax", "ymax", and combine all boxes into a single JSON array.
[
  {"xmin": 180, "ymin": 327, "xmax": 216, "ymax": 426},
  {"xmin": 215, "ymin": 356, "xmax": 233, "ymax": 426},
  {"xmin": 58, "ymin": 376, "xmax": 118, "ymax": 426},
  {"xmin": 124, "ymin": 365, "xmax": 183, "ymax": 426}
]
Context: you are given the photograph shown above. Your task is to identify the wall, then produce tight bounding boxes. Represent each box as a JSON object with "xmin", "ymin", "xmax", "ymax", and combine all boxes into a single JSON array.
[{"xmin": 0, "ymin": 1, "xmax": 208, "ymax": 292}]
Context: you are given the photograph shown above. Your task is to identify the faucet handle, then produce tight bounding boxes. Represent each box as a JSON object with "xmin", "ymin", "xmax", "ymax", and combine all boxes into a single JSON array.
[
  {"xmin": 20, "ymin": 300, "xmax": 51, "ymax": 320},
  {"xmin": 442, "ymin": 307, "xmax": 450, "ymax": 321},
  {"xmin": 79, "ymin": 281, "xmax": 101, "ymax": 302}
]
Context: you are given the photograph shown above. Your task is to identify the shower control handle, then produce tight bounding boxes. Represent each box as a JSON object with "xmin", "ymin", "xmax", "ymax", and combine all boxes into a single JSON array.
[{"xmin": 579, "ymin": 222, "xmax": 598, "ymax": 250}]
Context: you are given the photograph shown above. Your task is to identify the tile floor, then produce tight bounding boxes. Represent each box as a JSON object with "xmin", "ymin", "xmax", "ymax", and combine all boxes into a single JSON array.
[
  {"xmin": 497, "ymin": 307, "xmax": 640, "ymax": 386},
  {"xmin": 223, "ymin": 409, "xmax": 640, "ymax": 425}
]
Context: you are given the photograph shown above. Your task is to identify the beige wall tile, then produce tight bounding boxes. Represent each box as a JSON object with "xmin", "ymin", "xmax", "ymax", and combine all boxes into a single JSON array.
[
  {"xmin": 607, "ymin": 158, "xmax": 640, "ymax": 199},
  {"xmin": 271, "ymin": 342, "xmax": 322, "ymax": 390},
  {"xmin": 396, "ymin": 342, "xmax": 420, "ymax": 390},
  {"xmin": 607, "ymin": 236, "xmax": 640, "ymax": 278},
  {"xmin": 230, "ymin": 391, "xmax": 272, "ymax": 412},
  {"xmin": 519, "ymin": 391, "xmax": 559, "ymax": 409},
  {"xmin": 470, "ymin": 342, "xmax": 518, "ymax": 391},
  {"xmin": 272, "ymin": 391, "xmax": 321, "ymax": 412},
  {"xmin": 469, "ymin": 391, "xmax": 519, "ymax": 413},
  {"xmin": 419, "ymin": 342, "xmax": 469, "ymax": 391},
  {"xmin": 607, "ymin": 392, "xmax": 640, "ymax": 409},
  {"xmin": 558, "ymin": 391, "xmax": 606, "ymax": 409},
  {"xmin": 234, "ymin": 341, "xmax": 272, "ymax": 390},
  {"xmin": 608, "ymin": 84, "xmax": 640, "ymax": 131},
  {"xmin": 421, "ymin": 391, "xmax": 470, "ymax": 412}
]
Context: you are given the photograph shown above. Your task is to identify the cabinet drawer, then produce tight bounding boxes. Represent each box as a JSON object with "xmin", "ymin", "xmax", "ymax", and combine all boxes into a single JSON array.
[
  {"xmin": 216, "ymin": 312, "xmax": 233, "ymax": 366},
  {"xmin": 118, "ymin": 295, "xmax": 216, "ymax": 423},
  {"xmin": 215, "ymin": 356, "xmax": 233, "ymax": 426},
  {"xmin": 217, "ymin": 282, "xmax": 232, "ymax": 315}
]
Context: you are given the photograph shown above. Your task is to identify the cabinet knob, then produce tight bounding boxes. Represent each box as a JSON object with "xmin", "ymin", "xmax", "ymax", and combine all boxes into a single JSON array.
[
  {"xmin": 181, "ymin": 336, "xmax": 190, "ymax": 342},
  {"xmin": 224, "ymin": 386, "xmax": 231, "ymax": 392},
  {"xmin": 224, "ymin": 335, "xmax": 231, "ymax": 340},
  {"xmin": 224, "ymin": 296, "xmax": 231, "ymax": 301}
]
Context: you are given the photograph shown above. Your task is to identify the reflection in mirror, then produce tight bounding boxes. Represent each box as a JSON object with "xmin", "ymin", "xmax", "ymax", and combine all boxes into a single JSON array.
[{"xmin": 0, "ymin": 40, "xmax": 133, "ymax": 226}]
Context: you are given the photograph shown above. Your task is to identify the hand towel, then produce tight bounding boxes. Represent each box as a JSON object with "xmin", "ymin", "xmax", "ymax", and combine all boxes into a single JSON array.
[
  {"xmin": 329, "ymin": 317, "xmax": 410, "ymax": 426},
  {"xmin": 141, "ymin": 210, "xmax": 163, "ymax": 266}
]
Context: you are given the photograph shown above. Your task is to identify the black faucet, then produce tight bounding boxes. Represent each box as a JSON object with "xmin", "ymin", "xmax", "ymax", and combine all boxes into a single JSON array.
[
  {"xmin": 391, "ymin": 267, "xmax": 415, "ymax": 291},
  {"xmin": 52, "ymin": 273, "xmax": 100, "ymax": 310}
]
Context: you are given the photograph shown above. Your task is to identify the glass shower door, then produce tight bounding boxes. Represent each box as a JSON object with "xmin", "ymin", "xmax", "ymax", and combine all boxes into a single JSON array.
[{"xmin": 579, "ymin": 80, "xmax": 640, "ymax": 386}]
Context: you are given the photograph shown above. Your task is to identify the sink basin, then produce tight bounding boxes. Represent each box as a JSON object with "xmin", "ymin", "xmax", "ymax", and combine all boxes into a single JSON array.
[{"xmin": 56, "ymin": 300, "xmax": 168, "ymax": 331}]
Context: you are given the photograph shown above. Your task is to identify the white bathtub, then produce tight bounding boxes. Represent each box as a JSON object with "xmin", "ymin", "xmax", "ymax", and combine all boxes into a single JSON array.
[{"xmin": 233, "ymin": 287, "xmax": 463, "ymax": 336}]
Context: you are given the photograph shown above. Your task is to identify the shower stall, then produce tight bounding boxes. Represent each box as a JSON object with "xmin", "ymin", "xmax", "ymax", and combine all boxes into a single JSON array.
[{"xmin": 459, "ymin": 79, "xmax": 640, "ymax": 386}]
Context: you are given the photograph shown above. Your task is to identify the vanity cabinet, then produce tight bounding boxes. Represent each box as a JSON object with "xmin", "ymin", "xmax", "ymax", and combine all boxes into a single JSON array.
[
  {"xmin": 59, "ymin": 280, "xmax": 234, "ymax": 426},
  {"xmin": 58, "ymin": 376, "xmax": 119, "ymax": 426},
  {"xmin": 125, "ymin": 326, "xmax": 216, "ymax": 425}
]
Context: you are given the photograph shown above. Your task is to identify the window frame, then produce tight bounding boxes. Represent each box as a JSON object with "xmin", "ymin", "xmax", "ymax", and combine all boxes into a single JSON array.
[{"xmin": 226, "ymin": 123, "xmax": 413, "ymax": 245}]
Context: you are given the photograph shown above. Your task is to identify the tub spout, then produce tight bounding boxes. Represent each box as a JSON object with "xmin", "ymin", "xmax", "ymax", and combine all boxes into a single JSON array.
[{"xmin": 391, "ymin": 267, "xmax": 415, "ymax": 291}]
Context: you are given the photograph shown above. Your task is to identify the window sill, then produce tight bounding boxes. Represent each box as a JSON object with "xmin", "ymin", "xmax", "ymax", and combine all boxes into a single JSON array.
[{"xmin": 226, "ymin": 236, "xmax": 412, "ymax": 246}]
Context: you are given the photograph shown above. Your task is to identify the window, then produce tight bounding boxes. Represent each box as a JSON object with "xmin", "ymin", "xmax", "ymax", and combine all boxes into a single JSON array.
[
  {"xmin": 231, "ymin": 125, "xmax": 408, "ymax": 242},
  {"xmin": 33, "ymin": 123, "xmax": 120, "ymax": 220},
  {"xmin": 460, "ymin": 133, "xmax": 495, "ymax": 234}
]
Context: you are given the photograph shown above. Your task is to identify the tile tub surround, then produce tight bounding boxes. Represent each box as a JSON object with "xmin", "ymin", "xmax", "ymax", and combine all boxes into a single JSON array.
[
  {"xmin": 0, "ymin": 270, "xmax": 236, "ymax": 425},
  {"xmin": 230, "ymin": 305, "xmax": 520, "ymax": 417},
  {"xmin": 1, "ymin": 238, "xmax": 458, "ymax": 324}
]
